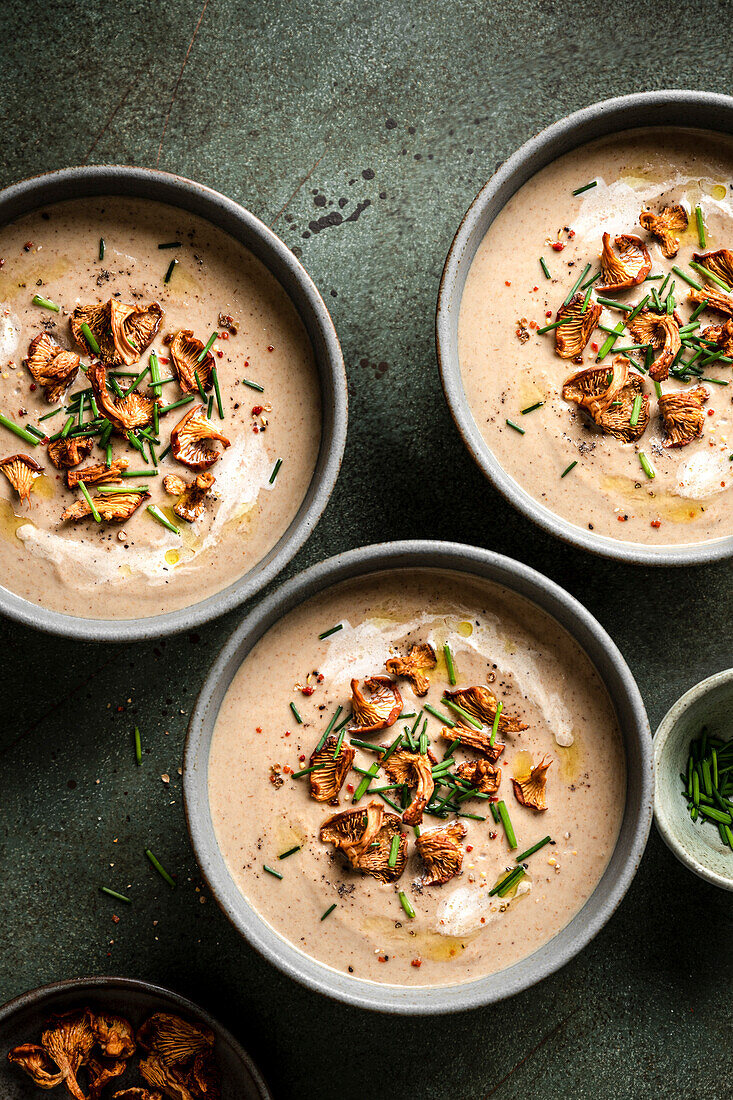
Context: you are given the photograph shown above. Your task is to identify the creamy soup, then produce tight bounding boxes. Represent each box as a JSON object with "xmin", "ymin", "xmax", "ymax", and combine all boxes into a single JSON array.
[
  {"xmin": 459, "ymin": 128, "xmax": 733, "ymax": 545},
  {"xmin": 208, "ymin": 570, "xmax": 625, "ymax": 987},
  {"xmin": 0, "ymin": 197, "xmax": 321, "ymax": 618}
]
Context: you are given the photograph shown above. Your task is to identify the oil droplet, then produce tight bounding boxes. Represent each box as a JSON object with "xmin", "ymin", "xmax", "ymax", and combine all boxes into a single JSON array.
[
  {"xmin": 165, "ymin": 548, "xmax": 180, "ymax": 565},
  {"xmin": 557, "ymin": 736, "xmax": 582, "ymax": 784},
  {"xmin": 458, "ymin": 621, "xmax": 473, "ymax": 637},
  {"xmin": 33, "ymin": 474, "xmax": 55, "ymax": 500},
  {"xmin": 602, "ymin": 475, "xmax": 704, "ymax": 523},
  {"xmin": 0, "ymin": 500, "xmax": 33, "ymax": 539},
  {"xmin": 512, "ymin": 750, "xmax": 533, "ymax": 780}
]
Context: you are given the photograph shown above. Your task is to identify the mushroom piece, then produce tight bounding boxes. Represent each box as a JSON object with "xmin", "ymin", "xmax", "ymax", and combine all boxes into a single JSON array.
[
  {"xmin": 169, "ymin": 406, "xmax": 230, "ymax": 470},
  {"xmin": 384, "ymin": 641, "xmax": 436, "ymax": 696},
  {"xmin": 639, "ymin": 204, "xmax": 688, "ymax": 258},
  {"xmin": 62, "ymin": 488, "xmax": 150, "ymax": 523},
  {"xmin": 40, "ymin": 1011, "xmax": 95, "ymax": 1100},
  {"xmin": 348, "ymin": 676, "xmax": 402, "ymax": 734},
  {"xmin": 511, "ymin": 754, "xmax": 552, "ymax": 811},
  {"xmin": 554, "ymin": 292, "xmax": 602, "ymax": 360},
  {"xmin": 416, "ymin": 821, "xmax": 467, "ymax": 886},
  {"xmin": 0, "ymin": 453, "xmax": 43, "ymax": 504},
  {"xmin": 88, "ymin": 363, "xmax": 157, "ymax": 434},
  {"xmin": 319, "ymin": 801, "xmax": 407, "ymax": 882},
  {"xmin": 440, "ymin": 724, "xmax": 504, "ymax": 762},
  {"xmin": 87, "ymin": 1057, "xmax": 127, "ymax": 1100},
  {"xmin": 626, "ymin": 309, "xmax": 681, "ymax": 381},
  {"xmin": 89, "ymin": 1012, "xmax": 136, "ymax": 1060},
  {"xmin": 163, "ymin": 470, "xmax": 216, "ymax": 523},
  {"xmin": 688, "ymin": 286, "xmax": 733, "ymax": 319},
  {"xmin": 562, "ymin": 355, "xmax": 650, "ymax": 441},
  {"xmin": 71, "ymin": 299, "xmax": 163, "ymax": 365},
  {"xmin": 7, "ymin": 1043, "xmax": 65, "ymax": 1089},
  {"xmin": 597, "ymin": 232, "xmax": 651, "ymax": 292},
  {"xmin": 701, "ymin": 318, "xmax": 733, "ymax": 358},
  {"xmin": 168, "ymin": 329, "xmax": 215, "ymax": 393},
  {"xmin": 443, "ymin": 686, "xmax": 528, "ymax": 734},
  {"xmin": 139, "ymin": 1055, "xmax": 196, "ymax": 1100},
  {"xmin": 308, "ymin": 734, "xmax": 355, "ymax": 802},
  {"xmin": 47, "ymin": 435, "xmax": 94, "ymax": 469},
  {"xmin": 658, "ymin": 386, "xmax": 709, "ymax": 448},
  {"xmin": 136, "ymin": 1013, "xmax": 215, "ymax": 1068},
  {"xmin": 692, "ymin": 249, "xmax": 733, "ymax": 290},
  {"xmin": 455, "ymin": 758, "xmax": 501, "ymax": 795},
  {"xmin": 23, "ymin": 332, "xmax": 80, "ymax": 403},
  {"xmin": 114, "ymin": 1091, "xmax": 164, "ymax": 1100},
  {"xmin": 380, "ymin": 745, "xmax": 435, "ymax": 826},
  {"xmin": 67, "ymin": 457, "xmax": 130, "ymax": 489}
]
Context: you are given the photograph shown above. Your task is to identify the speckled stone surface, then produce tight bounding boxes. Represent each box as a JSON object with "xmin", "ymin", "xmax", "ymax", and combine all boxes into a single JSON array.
[{"xmin": 1, "ymin": 1, "xmax": 732, "ymax": 1096}]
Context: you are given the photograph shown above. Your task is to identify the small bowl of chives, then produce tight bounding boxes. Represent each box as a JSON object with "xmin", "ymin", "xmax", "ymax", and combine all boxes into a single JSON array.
[{"xmin": 653, "ymin": 667, "xmax": 733, "ymax": 891}]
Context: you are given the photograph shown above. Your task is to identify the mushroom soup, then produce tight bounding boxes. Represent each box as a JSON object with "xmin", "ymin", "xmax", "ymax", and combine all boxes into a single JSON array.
[
  {"xmin": 0, "ymin": 197, "xmax": 320, "ymax": 618},
  {"xmin": 208, "ymin": 569, "xmax": 625, "ymax": 987},
  {"xmin": 459, "ymin": 128, "xmax": 733, "ymax": 545}
]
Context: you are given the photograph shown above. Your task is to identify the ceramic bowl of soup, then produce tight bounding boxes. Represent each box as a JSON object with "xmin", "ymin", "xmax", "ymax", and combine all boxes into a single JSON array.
[
  {"xmin": 437, "ymin": 91, "xmax": 733, "ymax": 565},
  {"xmin": 184, "ymin": 541, "xmax": 652, "ymax": 1013},
  {"xmin": 0, "ymin": 167, "xmax": 346, "ymax": 640}
]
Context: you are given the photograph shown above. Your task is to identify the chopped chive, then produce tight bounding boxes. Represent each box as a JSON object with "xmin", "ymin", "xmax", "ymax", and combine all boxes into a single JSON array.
[
  {"xmin": 321, "ymin": 903, "xmax": 337, "ymax": 920},
  {"xmin": 521, "ymin": 400, "xmax": 544, "ymax": 415},
  {"xmin": 380, "ymin": 733, "xmax": 403, "ymax": 765},
  {"xmin": 596, "ymin": 296, "xmax": 632, "ymax": 312},
  {"xmin": 24, "ymin": 424, "xmax": 46, "ymax": 440},
  {"xmin": 496, "ymin": 866, "xmax": 527, "ymax": 898},
  {"xmin": 489, "ymin": 701, "xmax": 503, "ymax": 747},
  {"xmin": 147, "ymin": 504, "xmax": 180, "ymax": 535},
  {"xmin": 263, "ymin": 864, "xmax": 283, "ymax": 879},
  {"xmin": 314, "ymin": 707, "xmax": 344, "ymax": 753},
  {"xmin": 318, "ymin": 623, "xmax": 343, "ymax": 640},
  {"xmin": 398, "ymin": 890, "xmax": 415, "ymax": 919},
  {"xmin": 278, "ymin": 845, "xmax": 301, "ymax": 859},
  {"xmin": 639, "ymin": 452, "xmax": 655, "ymax": 480},
  {"xmin": 120, "ymin": 468, "xmax": 159, "ymax": 477},
  {"xmin": 158, "ymin": 241, "xmax": 182, "ymax": 249},
  {"xmin": 134, "ymin": 726, "xmax": 142, "ymax": 765},
  {"xmin": 145, "ymin": 848, "xmax": 176, "ymax": 887},
  {"xmin": 515, "ymin": 835, "xmax": 553, "ymax": 862},
  {"xmin": 424, "ymin": 703, "xmax": 455, "ymax": 728},
  {"xmin": 689, "ymin": 261, "xmax": 732, "ymax": 292},
  {"xmin": 332, "ymin": 729, "xmax": 345, "ymax": 758},
  {"xmin": 505, "ymin": 418, "xmax": 525, "ymax": 435},
  {"xmin": 441, "ymin": 697, "xmax": 482, "ymax": 730},
  {"xmin": 80, "ymin": 322, "xmax": 101, "ymax": 355},
  {"xmin": 96, "ymin": 485, "xmax": 150, "ymax": 494},
  {"xmin": 159, "ymin": 395, "xmax": 196, "ymax": 414},
  {"xmin": 537, "ymin": 316, "xmax": 573, "ymax": 335},
  {"xmin": 242, "ymin": 378, "xmax": 264, "ymax": 392},
  {"xmin": 78, "ymin": 481, "xmax": 102, "ymax": 523},
  {"xmin": 269, "ymin": 458, "xmax": 283, "ymax": 484},
  {"xmin": 563, "ymin": 262, "xmax": 592, "ymax": 306},
  {"xmin": 99, "ymin": 238, "xmax": 105, "ymax": 261},
  {"xmin": 695, "ymin": 205, "xmax": 706, "ymax": 249},
  {"xmin": 32, "ymin": 293, "xmax": 60, "ymax": 312},
  {"xmin": 194, "ymin": 370, "xmax": 207, "ymax": 403},
  {"xmin": 212, "ymin": 366, "xmax": 224, "ymax": 418},
  {"xmin": 596, "ymin": 321, "xmax": 625, "ymax": 360},
  {"xmin": 580, "ymin": 271, "xmax": 601, "ymax": 291},
  {"xmin": 672, "ymin": 265, "xmax": 702, "ymax": 291},
  {"xmin": 539, "ymin": 257, "xmax": 551, "ymax": 279},
  {"xmin": 292, "ymin": 763, "xmax": 318, "ymax": 778},
  {"xmin": 700, "ymin": 376, "xmax": 729, "ymax": 386},
  {"xmin": 353, "ymin": 762, "xmax": 380, "ymax": 802},
  {"xmin": 158, "ymin": 444, "xmax": 171, "ymax": 461},
  {"xmin": 627, "ymin": 295, "xmax": 651, "ymax": 323},
  {"xmin": 388, "ymin": 834, "xmax": 400, "ymax": 869},
  {"xmin": 443, "ymin": 643, "xmax": 456, "ymax": 685},
  {"xmin": 560, "ymin": 460, "xmax": 577, "ymax": 478},
  {"xmin": 148, "ymin": 440, "xmax": 157, "ymax": 466},
  {"xmin": 497, "ymin": 800, "xmax": 517, "ymax": 849},
  {"xmin": 629, "ymin": 394, "xmax": 642, "ymax": 427},
  {"xmin": 38, "ymin": 406, "xmax": 63, "ymax": 422},
  {"xmin": 0, "ymin": 412, "xmax": 40, "ymax": 445},
  {"xmin": 198, "ymin": 332, "xmax": 218, "ymax": 362},
  {"xmin": 164, "ymin": 258, "xmax": 178, "ymax": 284},
  {"xmin": 100, "ymin": 886, "xmax": 131, "ymax": 904},
  {"xmin": 290, "ymin": 701, "xmax": 303, "ymax": 724},
  {"xmin": 690, "ymin": 299, "xmax": 710, "ymax": 322},
  {"xmin": 442, "ymin": 737, "xmax": 460, "ymax": 759},
  {"xmin": 489, "ymin": 801, "xmax": 500, "ymax": 824},
  {"xmin": 572, "ymin": 180, "xmax": 597, "ymax": 196}
]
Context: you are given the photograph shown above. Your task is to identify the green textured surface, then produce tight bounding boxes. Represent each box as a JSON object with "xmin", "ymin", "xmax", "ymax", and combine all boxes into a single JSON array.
[{"xmin": 1, "ymin": 1, "xmax": 732, "ymax": 1097}]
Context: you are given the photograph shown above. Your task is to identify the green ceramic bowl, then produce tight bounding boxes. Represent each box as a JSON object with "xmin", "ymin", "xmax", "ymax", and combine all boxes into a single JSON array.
[{"xmin": 653, "ymin": 669, "xmax": 733, "ymax": 891}]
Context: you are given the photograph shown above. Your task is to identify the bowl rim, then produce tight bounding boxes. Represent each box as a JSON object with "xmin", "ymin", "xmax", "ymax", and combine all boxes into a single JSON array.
[
  {"xmin": 0, "ymin": 164, "xmax": 347, "ymax": 642},
  {"xmin": 436, "ymin": 89, "xmax": 733, "ymax": 567},
  {"xmin": 0, "ymin": 974, "xmax": 272, "ymax": 1098},
  {"xmin": 653, "ymin": 666, "xmax": 733, "ymax": 891},
  {"xmin": 183, "ymin": 538, "xmax": 653, "ymax": 1015}
]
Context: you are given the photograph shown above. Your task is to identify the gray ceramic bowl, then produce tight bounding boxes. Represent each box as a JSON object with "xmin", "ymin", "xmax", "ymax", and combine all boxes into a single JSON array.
[
  {"xmin": 0, "ymin": 166, "xmax": 347, "ymax": 642},
  {"xmin": 654, "ymin": 668, "xmax": 733, "ymax": 890},
  {"xmin": 436, "ymin": 90, "xmax": 733, "ymax": 567},
  {"xmin": 0, "ymin": 975, "xmax": 271, "ymax": 1098},
  {"xmin": 184, "ymin": 540, "xmax": 653, "ymax": 1014}
]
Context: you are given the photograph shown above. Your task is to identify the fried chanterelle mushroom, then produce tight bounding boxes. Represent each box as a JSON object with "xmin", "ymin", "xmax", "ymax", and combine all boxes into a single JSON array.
[
  {"xmin": 88, "ymin": 362, "xmax": 157, "ymax": 434},
  {"xmin": 380, "ymin": 745, "xmax": 435, "ymax": 826},
  {"xmin": 688, "ymin": 285, "xmax": 733, "ymax": 319},
  {"xmin": 512, "ymin": 754, "xmax": 552, "ymax": 811},
  {"xmin": 47, "ymin": 434, "xmax": 94, "ymax": 470},
  {"xmin": 163, "ymin": 470, "xmax": 215, "ymax": 523},
  {"xmin": 701, "ymin": 318, "xmax": 733, "ymax": 358},
  {"xmin": 626, "ymin": 308, "xmax": 681, "ymax": 381},
  {"xmin": 89, "ymin": 1012, "xmax": 136, "ymax": 1060},
  {"xmin": 139, "ymin": 1055, "xmax": 196, "ymax": 1100},
  {"xmin": 554, "ymin": 291, "xmax": 602, "ymax": 360},
  {"xmin": 348, "ymin": 676, "xmax": 402, "ymax": 734},
  {"xmin": 168, "ymin": 329, "xmax": 215, "ymax": 393},
  {"xmin": 23, "ymin": 332, "xmax": 80, "ymax": 402},
  {"xmin": 455, "ymin": 757, "xmax": 501, "ymax": 795},
  {"xmin": 440, "ymin": 724, "xmax": 504, "ymax": 762},
  {"xmin": 416, "ymin": 820, "xmax": 467, "ymax": 886},
  {"xmin": 0, "ymin": 453, "xmax": 43, "ymax": 504},
  {"xmin": 443, "ymin": 686, "xmax": 528, "ymax": 734},
  {"xmin": 597, "ymin": 232, "xmax": 651, "ymax": 292},
  {"xmin": 87, "ymin": 1056, "xmax": 127, "ymax": 1100},
  {"xmin": 562, "ymin": 355, "xmax": 649, "ymax": 441},
  {"xmin": 113, "ymin": 1090, "xmax": 164, "ymax": 1100},
  {"xmin": 384, "ymin": 641, "xmax": 437, "ymax": 696},
  {"xmin": 320, "ymin": 801, "xmax": 407, "ymax": 881},
  {"xmin": 639, "ymin": 204, "xmax": 688, "ymax": 258},
  {"xmin": 40, "ymin": 1010, "xmax": 95, "ymax": 1100},
  {"xmin": 62, "ymin": 488, "xmax": 150, "ymax": 524},
  {"xmin": 308, "ymin": 734, "xmax": 355, "ymax": 803},
  {"xmin": 67, "ymin": 457, "xmax": 130, "ymax": 489},
  {"xmin": 658, "ymin": 386, "xmax": 709, "ymax": 448},
  {"xmin": 170, "ymin": 405, "xmax": 230, "ymax": 470},
  {"xmin": 7, "ymin": 1044, "xmax": 65, "ymax": 1090},
  {"xmin": 137, "ymin": 1014, "xmax": 219, "ymax": 1100},
  {"xmin": 692, "ymin": 248, "xmax": 733, "ymax": 290},
  {"xmin": 71, "ymin": 299, "xmax": 163, "ymax": 366}
]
